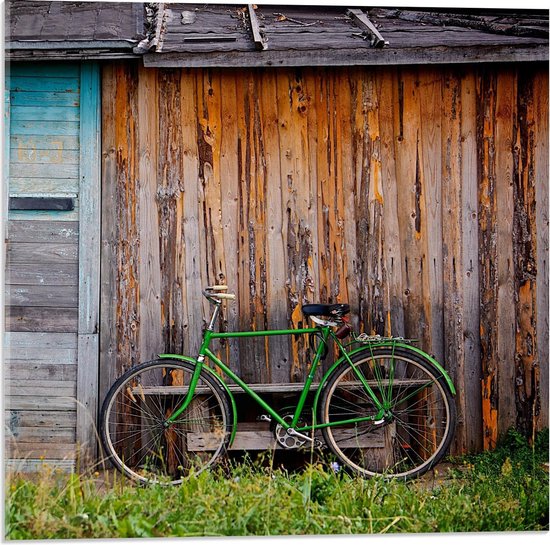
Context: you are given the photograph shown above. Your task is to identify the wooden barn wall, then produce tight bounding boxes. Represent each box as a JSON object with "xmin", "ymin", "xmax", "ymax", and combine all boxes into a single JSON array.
[{"xmin": 101, "ymin": 62, "xmax": 549, "ymax": 454}]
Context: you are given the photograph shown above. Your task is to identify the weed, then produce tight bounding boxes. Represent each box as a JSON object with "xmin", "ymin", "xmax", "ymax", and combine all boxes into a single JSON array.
[{"xmin": 5, "ymin": 429, "xmax": 549, "ymax": 539}]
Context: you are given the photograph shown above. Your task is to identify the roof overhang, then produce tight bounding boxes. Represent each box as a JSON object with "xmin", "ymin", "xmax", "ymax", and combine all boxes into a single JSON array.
[
  {"xmin": 143, "ymin": 43, "xmax": 549, "ymax": 68},
  {"xmin": 5, "ymin": 2, "xmax": 549, "ymax": 66}
]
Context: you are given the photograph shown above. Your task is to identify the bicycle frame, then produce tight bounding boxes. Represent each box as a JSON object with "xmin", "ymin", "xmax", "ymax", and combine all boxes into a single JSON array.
[{"xmin": 160, "ymin": 324, "xmax": 387, "ymax": 440}]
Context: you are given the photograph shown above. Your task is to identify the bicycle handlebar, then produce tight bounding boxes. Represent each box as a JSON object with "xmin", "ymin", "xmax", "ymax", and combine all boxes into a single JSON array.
[
  {"xmin": 214, "ymin": 293, "xmax": 236, "ymax": 300},
  {"xmin": 203, "ymin": 285, "xmax": 236, "ymax": 303}
]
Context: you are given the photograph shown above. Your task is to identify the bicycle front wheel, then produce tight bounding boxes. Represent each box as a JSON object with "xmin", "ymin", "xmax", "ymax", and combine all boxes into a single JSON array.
[
  {"xmin": 320, "ymin": 346, "xmax": 456, "ymax": 479},
  {"xmin": 100, "ymin": 359, "xmax": 232, "ymax": 485}
]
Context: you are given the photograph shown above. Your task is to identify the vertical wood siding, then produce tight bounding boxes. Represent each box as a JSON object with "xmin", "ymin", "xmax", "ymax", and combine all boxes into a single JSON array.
[{"xmin": 101, "ymin": 62, "xmax": 549, "ymax": 454}]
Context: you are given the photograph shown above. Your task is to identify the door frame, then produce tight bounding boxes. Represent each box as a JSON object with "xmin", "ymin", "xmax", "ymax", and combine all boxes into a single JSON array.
[{"xmin": 76, "ymin": 61, "xmax": 101, "ymax": 463}]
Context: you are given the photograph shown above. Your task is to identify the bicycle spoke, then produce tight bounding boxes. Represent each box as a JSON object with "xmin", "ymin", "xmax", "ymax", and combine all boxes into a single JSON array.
[
  {"xmin": 321, "ymin": 347, "xmax": 454, "ymax": 479},
  {"xmin": 101, "ymin": 361, "xmax": 231, "ymax": 484}
]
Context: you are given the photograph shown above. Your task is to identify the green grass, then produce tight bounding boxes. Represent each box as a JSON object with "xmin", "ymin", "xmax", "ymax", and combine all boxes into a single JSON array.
[{"xmin": 5, "ymin": 429, "xmax": 549, "ymax": 539}]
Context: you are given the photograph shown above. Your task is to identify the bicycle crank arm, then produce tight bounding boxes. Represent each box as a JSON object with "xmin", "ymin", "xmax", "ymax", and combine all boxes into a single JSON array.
[{"xmin": 286, "ymin": 428, "xmax": 314, "ymax": 443}]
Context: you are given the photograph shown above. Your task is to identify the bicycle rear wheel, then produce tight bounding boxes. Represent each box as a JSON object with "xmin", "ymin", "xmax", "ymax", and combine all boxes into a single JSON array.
[
  {"xmin": 320, "ymin": 346, "xmax": 455, "ymax": 479},
  {"xmin": 100, "ymin": 359, "xmax": 232, "ymax": 485}
]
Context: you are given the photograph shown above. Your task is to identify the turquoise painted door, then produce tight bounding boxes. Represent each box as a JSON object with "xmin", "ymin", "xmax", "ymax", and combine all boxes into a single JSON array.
[{"xmin": 5, "ymin": 62, "xmax": 101, "ymax": 468}]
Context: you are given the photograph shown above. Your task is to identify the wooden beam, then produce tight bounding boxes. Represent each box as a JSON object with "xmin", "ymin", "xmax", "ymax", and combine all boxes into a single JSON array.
[
  {"xmin": 248, "ymin": 4, "xmax": 268, "ymax": 51},
  {"xmin": 347, "ymin": 8, "xmax": 389, "ymax": 48},
  {"xmin": 188, "ymin": 427, "xmax": 385, "ymax": 451},
  {"xmin": 394, "ymin": 10, "xmax": 549, "ymax": 39},
  {"xmin": 76, "ymin": 62, "xmax": 101, "ymax": 466},
  {"xmin": 143, "ymin": 44, "xmax": 548, "ymax": 68}
]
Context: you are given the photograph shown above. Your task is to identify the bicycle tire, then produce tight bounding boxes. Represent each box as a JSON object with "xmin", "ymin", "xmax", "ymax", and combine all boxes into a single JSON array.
[
  {"xmin": 100, "ymin": 359, "xmax": 232, "ymax": 485},
  {"xmin": 319, "ymin": 346, "xmax": 456, "ymax": 479}
]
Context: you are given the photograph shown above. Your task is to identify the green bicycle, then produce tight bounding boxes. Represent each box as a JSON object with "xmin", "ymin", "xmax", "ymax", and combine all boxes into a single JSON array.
[{"xmin": 100, "ymin": 285, "xmax": 456, "ymax": 484}]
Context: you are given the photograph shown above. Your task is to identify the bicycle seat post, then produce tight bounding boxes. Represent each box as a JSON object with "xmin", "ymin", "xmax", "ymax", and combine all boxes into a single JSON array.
[
  {"xmin": 202, "ymin": 285, "xmax": 236, "ymax": 332},
  {"xmin": 207, "ymin": 302, "xmax": 221, "ymax": 332}
]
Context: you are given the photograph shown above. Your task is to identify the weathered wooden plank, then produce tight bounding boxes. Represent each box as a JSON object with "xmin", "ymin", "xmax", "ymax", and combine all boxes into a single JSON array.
[
  {"xmin": 6, "ymin": 441, "xmax": 77, "ymax": 460},
  {"xmin": 99, "ymin": 63, "xmax": 119, "ymax": 403},
  {"xmin": 137, "ymin": 65, "xmax": 163, "ymax": 364},
  {"xmin": 261, "ymin": 68, "xmax": 289, "ymax": 382},
  {"xmin": 6, "ymin": 242, "xmax": 78, "ymax": 263},
  {"xmin": 5, "ymin": 381, "xmax": 77, "ymax": 397},
  {"xmin": 11, "ymin": 106, "xmax": 79, "ymax": 122},
  {"xmin": 11, "ymin": 135, "xmax": 79, "ymax": 151},
  {"xmin": 78, "ymin": 61, "xmax": 101, "ymax": 333},
  {"xmin": 189, "ymin": 426, "xmax": 384, "ymax": 451},
  {"xmin": 314, "ymin": 68, "xmax": 334, "ymax": 307},
  {"xmin": 133, "ymin": 382, "xmax": 322, "ymax": 396},
  {"xmin": 10, "ymin": 148, "xmax": 79, "ymax": 164},
  {"xmin": 357, "ymin": 68, "xmax": 388, "ymax": 337},
  {"xmin": 248, "ymin": 4, "xmax": 267, "ymax": 50},
  {"xmin": 378, "ymin": 69, "xmax": 405, "ymax": 338},
  {"xmin": 5, "ymin": 459, "xmax": 76, "ymax": 473},
  {"xmin": 333, "ymin": 68, "xmax": 352, "ymax": 315},
  {"xmin": 276, "ymin": 68, "xmax": 312, "ymax": 382},
  {"xmin": 10, "ymin": 90, "xmax": 79, "ymax": 107},
  {"xmin": 179, "ymin": 69, "xmax": 204, "ymax": 358},
  {"xmin": 6, "ymin": 262, "xmax": 78, "ymax": 285},
  {"xmin": 234, "ymin": 70, "xmax": 268, "ymax": 384},
  {"xmin": 5, "ymin": 410, "xmax": 76, "ymax": 429},
  {"xmin": 6, "ymin": 396, "xmax": 77, "ymax": 411},
  {"xmin": 494, "ymin": 69, "xmax": 517, "ymax": 437},
  {"xmin": 10, "ymin": 63, "xmax": 81, "ymax": 78},
  {"xmin": 216, "ymin": 70, "xmax": 241, "ymax": 373},
  {"xmin": 8, "ymin": 208, "xmax": 80, "ymax": 222},
  {"xmin": 477, "ymin": 69, "xmax": 499, "ymax": 450},
  {"xmin": 394, "ymin": 68, "xmax": 430, "ymax": 348},
  {"xmin": 6, "ymin": 306, "xmax": 78, "ymax": 333},
  {"xmin": 77, "ymin": 62, "xmax": 102, "ymax": 463},
  {"xmin": 76, "ymin": 334, "xmax": 99, "ymax": 462},
  {"xmin": 419, "ymin": 68, "xmax": 444, "ymax": 363},
  {"xmin": 6, "ymin": 428, "xmax": 76, "ymax": 442},
  {"xmin": 5, "ymin": 284, "xmax": 78, "ymax": 308},
  {"xmin": 3, "ymin": 330, "xmax": 77, "ymax": 349},
  {"xmin": 9, "ymin": 163, "xmax": 79, "ymax": 179},
  {"xmin": 513, "ymin": 67, "xmax": 539, "ymax": 439},
  {"xmin": 211, "ymin": 70, "xmax": 232, "ymax": 372},
  {"xmin": 201, "ymin": 69, "xmax": 228, "ymax": 361},
  {"xmin": 4, "ymin": 88, "xmax": 10, "ymax": 220},
  {"xmin": 533, "ymin": 69, "xmax": 549, "ymax": 433},
  {"xmin": 337, "ymin": 68, "xmax": 358, "ymax": 335},
  {"xmin": 9, "ymin": 179, "xmax": 79, "ymax": 196},
  {"xmin": 6, "ymin": 220, "xmax": 78, "ymax": 244},
  {"xmin": 10, "ymin": 120, "xmax": 80, "ymax": 136},
  {"xmin": 144, "ymin": 44, "xmax": 550, "ymax": 69},
  {"xmin": 157, "ymin": 68, "xmax": 180, "ymax": 358},
  {"xmin": 346, "ymin": 8, "xmax": 389, "ymax": 47},
  {"xmin": 441, "ymin": 67, "xmax": 465, "ymax": 454},
  {"xmin": 303, "ymin": 68, "xmax": 321, "ymax": 315},
  {"xmin": 112, "ymin": 62, "xmax": 140, "ymax": 378},
  {"xmin": 9, "ymin": 76, "xmax": 80, "ymax": 92},
  {"xmin": 5, "ymin": 363, "xmax": 77, "ymax": 381}
]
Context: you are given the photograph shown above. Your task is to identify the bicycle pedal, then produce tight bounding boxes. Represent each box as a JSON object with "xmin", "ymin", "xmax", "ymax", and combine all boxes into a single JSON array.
[{"xmin": 257, "ymin": 414, "xmax": 271, "ymax": 422}]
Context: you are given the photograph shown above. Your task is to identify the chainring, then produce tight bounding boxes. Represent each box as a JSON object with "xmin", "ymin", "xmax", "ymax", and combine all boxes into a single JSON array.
[{"xmin": 274, "ymin": 414, "xmax": 309, "ymax": 449}]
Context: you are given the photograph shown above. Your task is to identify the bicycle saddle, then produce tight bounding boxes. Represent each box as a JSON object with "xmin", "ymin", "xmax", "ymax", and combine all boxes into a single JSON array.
[{"xmin": 302, "ymin": 303, "xmax": 350, "ymax": 318}]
